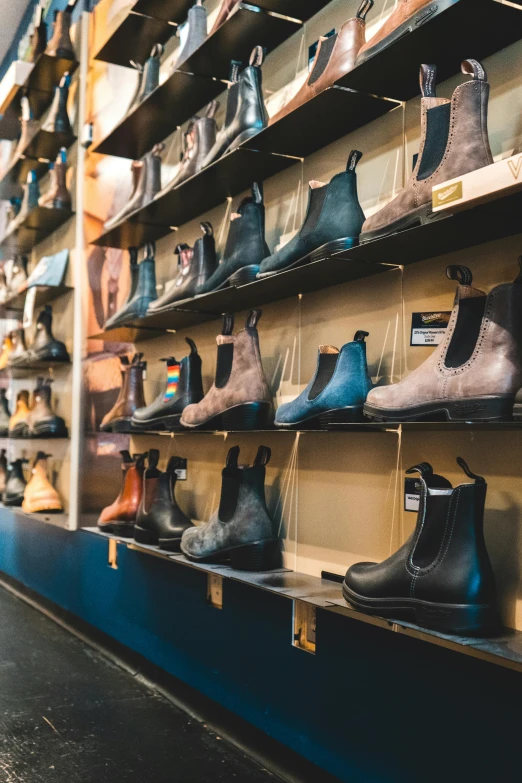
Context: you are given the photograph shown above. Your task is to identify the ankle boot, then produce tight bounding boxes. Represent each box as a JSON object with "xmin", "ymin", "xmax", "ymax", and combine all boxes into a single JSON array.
[
  {"xmin": 181, "ymin": 445, "xmax": 278, "ymax": 570},
  {"xmin": 161, "ymin": 102, "xmax": 218, "ymax": 192},
  {"xmin": 0, "ymin": 392, "xmax": 10, "ymax": 436},
  {"xmin": 148, "ymin": 222, "xmax": 217, "ymax": 310},
  {"xmin": 357, "ymin": 0, "xmax": 443, "ymax": 65},
  {"xmin": 135, "ymin": 451, "xmax": 194, "ymax": 550},
  {"xmin": 42, "ymin": 72, "xmax": 72, "ymax": 135},
  {"xmin": 46, "ymin": 8, "xmax": 74, "ymax": 60},
  {"xmin": 104, "ymin": 243, "xmax": 158, "ymax": 329},
  {"xmin": 343, "ymin": 458, "xmax": 498, "ymax": 635},
  {"xmin": 127, "ymin": 44, "xmax": 163, "ymax": 114},
  {"xmin": 0, "ymin": 333, "xmax": 13, "ymax": 370},
  {"xmin": 97, "ymin": 451, "xmax": 146, "ymax": 536},
  {"xmin": 276, "ymin": 331, "xmax": 372, "ymax": 429},
  {"xmin": 198, "ymin": 184, "xmax": 269, "ymax": 293},
  {"xmin": 258, "ymin": 151, "xmax": 366, "ymax": 277},
  {"xmin": 117, "ymin": 247, "xmax": 140, "ymax": 313},
  {"xmin": 39, "ymin": 148, "xmax": 72, "ymax": 210},
  {"xmin": 132, "ymin": 338, "xmax": 204, "ymax": 430},
  {"xmin": 365, "ymin": 263, "xmax": 522, "ymax": 422},
  {"xmin": 176, "ymin": 0, "xmax": 207, "ymax": 67},
  {"xmin": 13, "ymin": 97, "xmax": 39, "ymax": 160},
  {"xmin": 8, "ymin": 328, "xmax": 29, "ymax": 368},
  {"xmin": 22, "ymin": 452, "xmax": 63, "ymax": 513},
  {"xmin": 17, "ymin": 171, "xmax": 40, "ymax": 224},
  {"xmin": 3, "ymin": 458, "xmax": 28, "ymax": 506},
  {"xmin": 104, "ymin": 144, "xmax": 163, "ymax": 229},
  {"xmin": 202, "ymin": 48, "xmax": 268, "ymax": 168},
  {"xmin": 8, "ymin": 255, "xmax": 28, "ymax": 296},
  {"xmin": 0, "ymin": 449, "xmax": 7, "ymax": 493},
  {"xmin": 210, "ymin": 0, "xmax": 240, "ymax": 35},
  {"xmin": 28, "ymin": 7, "xmax": 47, "ymax": 63},
  {"xmin": 28, "ymin": 376, "xmax": 68, "ymax": 438},
  {"xmin": 100, "ymin": 354, "xmax": 147, "ymax": 432},
  {"xmin": 361, "ymin": 61, "xmax": 493, "ymax": 242},
  {"xmin": 26, "ymin": 305, "xmax": 70, "ymax": 363},
  {"xmin": 180, "ymin": 310, "xmax": 272, "ymax": 430},
  {"xmin": 271, "ymin": 1, "xmax": 371, "ymax": 124},
  {"xmin": 8, "ymin": 390, "xmax": 30, "ymax": 438}
]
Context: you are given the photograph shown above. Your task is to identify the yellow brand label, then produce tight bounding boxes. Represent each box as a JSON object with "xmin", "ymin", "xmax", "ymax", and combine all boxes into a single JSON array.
[{"xmin": 432, "ymin": 181, "xmax": 463, "ymax": 208}]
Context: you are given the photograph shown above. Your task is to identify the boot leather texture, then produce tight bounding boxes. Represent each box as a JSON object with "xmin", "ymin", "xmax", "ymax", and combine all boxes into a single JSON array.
[
  {"xmin": 161, "ymin": 103, "xmax": 218, "ymax": 192},
  {"xmin": 100, "ymin": 354, "xmax": 147, "ymax": 431},
  {"xmin": 176, "ymin": 1, "xmax": 207, "ymax": 67},
  {"xmin": 104, "ymin": 145, "xmax": 163, "ymax": 229},
  {"xmin": 42, "ymin": 73, "xmax": 72, "ymax": 135},
  {"xmin": 98, "ymin": 451, "xmax": 145, "ymax": 530},
  {"xmin": 127, "ymin": 44, "xmax": 163, "ymax": 114},
  {"xmin": 22, "ymin": 453, "xmax": 63, "ymax": 513},
  {"xmin": 26, "ymin": 306, "xmax": 70, "ymax": 364},
  {"xmin": 39, "ymin": 149, "xmax": 72, "ymax": 210},
  {"xmin": 105, "ymin": 244, "xmax": 157, "ymax": 328},
  {"xmin": 357, "ymin": 0, "xmax": 441, "ymax": 61},
  {"xmin": 25, "ymin": 377, "xmax": 68, "ymax": 438}
]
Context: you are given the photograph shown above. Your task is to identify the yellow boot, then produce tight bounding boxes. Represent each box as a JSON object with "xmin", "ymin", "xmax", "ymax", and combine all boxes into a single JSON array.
[
  {"xmin": 8, "ymin": 390, "xmax": 30, "ymax": 438},
  {"xmin": 0, "ymin": 333, "xmax": 14, "ymax": 370},
  {"xmin": 22, "ymin": 452, "xmax": 63, "ymax": 513}
]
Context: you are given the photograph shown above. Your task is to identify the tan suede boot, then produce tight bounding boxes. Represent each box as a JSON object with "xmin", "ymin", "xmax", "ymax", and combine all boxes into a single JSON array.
[
  {"xmin": 22, "ymin": 452, "xmax": 63, "ymax": 514},
  {"xmin": 9, "ymin": 390, "xmax": 31, "ymax": 437},
  {"xmin": 364, "ymin": 263, "xmax": 522, "ymax": 422},
  {"xmin": 180, "ymin": 310, "xmax": 272, "ymax": 430},
  {"xmin": 361, "ymin": 60, "xmax": 493, "ymax": 242}
]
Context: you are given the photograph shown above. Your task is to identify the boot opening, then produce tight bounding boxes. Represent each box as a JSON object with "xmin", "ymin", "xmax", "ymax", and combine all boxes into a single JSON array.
[
  {"xmin": 308, "ymin": 34, "xmax": 338, "ymax": 86},
  {"xmin": 411, "ymin": 490, "xmax": 453, "ymax": 569},
  {"xmin": 445, "ymin": 295, "xmax": 487, "ymax": 368},
  {"xmin": 417, "ymin": 103, "xmax": 451, "ymax": 181},
  {"xmin": 308, "ymin": 347, "xmax": 339, "ymax": 401}
]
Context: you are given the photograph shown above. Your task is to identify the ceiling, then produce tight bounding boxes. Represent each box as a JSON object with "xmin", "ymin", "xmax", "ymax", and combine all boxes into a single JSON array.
[{"xmin": 0, "ymin": 0, "xmax": 34, "ymax": 69}]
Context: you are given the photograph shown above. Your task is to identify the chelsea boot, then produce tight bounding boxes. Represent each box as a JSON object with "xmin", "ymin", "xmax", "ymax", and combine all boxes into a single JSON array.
[
  {"xmin": 16, "ymin": 171, "xmax": 40, "ymax": 225},
  {"xmin": 160, "ymin": 102, "xmax": 218, "ymax": 192},
  {"xmin": 42, "ymin": 72, "xmax": 72, "ymax": 135},
  {"xmin": 39, "ymin": 148, "xmax": 72, "ymax": 210},
  {"xmin": 25, "ymin": 305, "xmax": 70, "ymax": 364},
  {"xmin": 8, "ymin": 390, "xmax": 31, "ymax": 438},
  {"xmin": 104, "ymin": 243, "xmax": 158, "ymax": 329},
  {"xmin": 98, "ymin": 451, "xmax": 146, "ymax": 536},
  {"xmin": 46, "ymin": 7, "xmax": 75, "ymax": 60},
  {"xmin": 8, "ymin": 328, "xmax": 29, "ymax": 368},
  {"xmin": 27, "ymin": 376, "xmax": 68, "ymax": 438},
  {"xmin": 12, "ymin": 97, "xmax": 39, "ymax": 161},
  {"xmin": 3, "ymin": 458, "xmax": 28, "ymax": 507},
  {"xmin": 175, "ymin": 0, "xmax": 207, "ymax": 68},
  {"xmin": 127, "ymin": 44, "xmax": 163, "ymax": 114},
  {"xmin": 100, "ymin": 353, "xmax": 147, "ymax": 432},
  {"xmin": 22, "ymin": 452, "xmax": 63, "ymax": 513},
  {"xmin": 28, "ymin": 7, "xmax": 47, "ymax": 63},
  {"xmin": 104, "ymin": 144, "xmax": 163, "ymax": 229}
]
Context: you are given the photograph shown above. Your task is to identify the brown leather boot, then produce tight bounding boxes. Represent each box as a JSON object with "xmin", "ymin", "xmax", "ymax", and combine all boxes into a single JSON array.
[
  {"xmin": 210, "ymin": 0, "xmax": 239, "ymax": 34},
  {"xmin": 9, "ymin": 390, "xmax": 31, "ymax": 438},
  {"xmin": 46, "ymin": 8, "xmax": 75, "ymax": 60},
  {"xmin": 270, "ymin": 1, "xmax": 371, "ymax": 125},
  {"xmin": 27, "ymin": 376, "xmax": 69, "ymax": 438},
  {"xmin": 97, "ymin": 451, "xmax": 146, "ymax": 536},
  {"xmin": 39, "ymin": 148, "xmax": 72, "ymax": 210},
  {"xmin": 357, "ymin": 0, "xmax": 448, "ymax": 64},
  {"xmin": 7, "ymin": 328, "xmax": 29, "ymax": 368},
  {"xmin": 12, "ymin": 97, "xmax": 39, "ymax": 161},
  {"xmin": 364, "ymin": 263, "xmax": 522, "ymax": 422},
  {"xmin": 180, "ymin": 310, "xmax": 272, "ymax": 430},
  {"xmin": 22, "ymin": 452, "xmax": 63, "ymax": 513},
  {"xmin": 361, "ymin": 60, "xmax": 493, "ymax": 242},
  {"xmin": 100, "ymin": 353, "xmax": 147, "ymax": 432}
]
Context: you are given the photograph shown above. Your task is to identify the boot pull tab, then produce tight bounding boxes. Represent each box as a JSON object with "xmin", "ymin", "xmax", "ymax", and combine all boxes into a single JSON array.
[
  {"xmin": 129, "ymin": 60, "xmax": 144, "ymax": 73},
  {"xmin": 457, "ymin": 457, "xmax": 485, "ymax": 484},
  {"xmin": 226, "ymin": 445, "xmax": 240, "ymax": 468},
  {"xmin": 246, "ymin": 309, "xmax": 262, "ymax": 329},
  {"xmin": 166, "ymin": 455, "xmax": 183, "ymax": 474},
  {"xmin": 150, "ymin": 43, "xmax": 164, "ymax": 59},
  {"xmin": 446, "ymin": 265, "xmax": 473, "ymax": 286},
  {"xmin": 120, "ymin": 450, "xmax": 132, "ymax": 464},
  {"xmin": 185, "ymin": 336, "xmax": 198, "ymax": 354},
  {"xmin": 254, "ymin": 446, "xmax": 271, "ymax": 467},
  {"xmin": 135, "ymin": 453, "xmax": 147, "ymax": 472},
  {"xmin": 200, "ymin": 221, "xmax": 213, "ymax": 236},
  {"xmin": 356, "ymin": 0, "xmax": 374, "ymax": 20},
  {"xmin": 129, "ymin": 247, "xmax": 138, "ymax": 266},
  {"xmin": 205, "ymin": 100, "xmax": 219, "ymax": 119},
  {"xmin": 347, "ymin": 150, "xmax": 363, "ymax": 173},
  {"xmin": 229, "ymin": 60, "xmax": 242, "ymax": 83},
  {"xmin": 151, "ymin": 142, "xmax": 164, "ymax": 159},
  {"xmin": 249, "ymin": 46, "xmax": 265, "ymax": 68},
  {"xmin": 57, "ymin": 147, "xmax": 67, "ymax": 165},
  {"xmin": 60, "ymin": 72, "xmax": 71, "ymax": 89},
  {"xmin": 222, "ymin": 313, "xmax": 234, "ymax": 335},
  {"xmin": 353, "ymin": 330, "xmax": 369, "ymax": 342},
  {"xmin": 462, "ymin": 59, "xmax": 487, "ymax": 82},
  {"xmin": 406, "ymin": 462, "xmax": 433, "ymax": 479},
  {"xmin": 144, "ymin": 241, "xmax": 155, "ymax": 260},
  {"xmin": 419, "ymin": 64, "xmax": 437, "ymax": 98},
  {"xmin": 148, "ymin": 449, "xmax": 160, "ymax": 471},
  {"xmin": 252, "ymin": 182, "xmax": 263, "ymax": 204}
]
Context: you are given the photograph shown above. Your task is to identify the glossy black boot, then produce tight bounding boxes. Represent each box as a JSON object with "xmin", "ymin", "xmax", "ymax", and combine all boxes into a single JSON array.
[
  {"xmin": 258, "ymin": 151, "xmax": 366, "ymax": 277},
  {"xmin": 160, "ymin": 102, "xmax": 218, "ymax": 192},
  {"xmin": 196, "ymin": 183, "xmax": 269, "ymax": 293},
  {"xmin": 42, "ymin": 72, "xmax": 72, "ymax": 135},
  {"xmin": 127, "ymin": 44, "xmax": 163, "ymax": 114},
  {"xmin": 0, "ymin": 391, "xmax": 10, "ymax": 436},
  {"xmin": 105, "ymin": 243, "xmax": 158, "ymax": 328},
  {"xmin": 135, "ymin": 451, "xmax": 194, "ymax": 551},
  {"xmin": 148, "ymin": 222, "xmax": 217, "ymax": 310},
  {"xmin": 26, "ymin": 305, "xmax": 70, "ymax": 363},
  {"xmin": 132, "ymin": 337, "xmax": 204, "ymax": 430},
  {"xmin": 343, "ymin": 459, "xmax": 499, "ymax": 635},
  {"xmin": 3, "ymin": 459, "xmax": 28, "ymax": 507},
  {"xmin": 202, "ymin": 47, "xmax": 268, "ymax": 167}
]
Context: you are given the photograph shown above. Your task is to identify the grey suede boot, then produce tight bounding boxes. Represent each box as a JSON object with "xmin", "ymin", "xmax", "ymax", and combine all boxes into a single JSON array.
[
  {"xmin": 364, "ymin": 262, "xmax": 522, "ymax": 422},
  {"xmin": 127, "ymin": 44, "xmax": 163, "ymax": 114},
  {"xmin": 176, "ymin": 0, "xmax": 207, "ymax": 68},
  {"xmin": 361, "ymin": 60, "xmax": 493, "ymax": 242},
  {"xmin": 180, "ymin": 310, "xmax": 272, "ymax": 430},
  {"xmin": 181, "ymin": 445, "xmax": 278, "ymax": 570}
]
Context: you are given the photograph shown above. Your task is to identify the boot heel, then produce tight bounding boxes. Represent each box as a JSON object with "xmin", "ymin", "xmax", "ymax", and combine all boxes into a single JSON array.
[
  {"xmin": 229, "ymin": 539, "xmax": 278, "ymax": 571},
  {"xmin": 319, "ymin": 406, "xmax": 364, "ymax": 429},
  {"xmin": 227, "ymin": 127, "xmax": 262, "ymax": 151},
  {"xmin": 415, "ymin": 602, "xmax": 499, "ymax": 636},
  {"xmin": 447, "ymin": 396, "xmax": 514, "ymax": 422},
  {"xmin": 134, "ymin": 526, "xmax": 159, "ymax": 545},
  {"xmin": 221, "ymin": 402, "xmax": 272, "ymax": 431},
  {"xmin": 310, "ymin": 237, "xmax": 359, "ymax": 263},
  {"xmin": 229, "ymin": 265, "xmax": 260, "ymax": 286}
]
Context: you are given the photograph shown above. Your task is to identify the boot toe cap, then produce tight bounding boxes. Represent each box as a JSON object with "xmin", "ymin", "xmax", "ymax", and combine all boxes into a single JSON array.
[{"xmin": 343, "ymin": 561, "xmax": 379, "ymax": 597}]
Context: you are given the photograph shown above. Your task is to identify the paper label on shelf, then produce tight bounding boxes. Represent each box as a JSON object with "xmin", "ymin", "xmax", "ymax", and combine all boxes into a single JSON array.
[
  {"xmin": 410, "ymin": 312, "xmax": 451, "ymax": 346},
  {"xmin": 23, "ymin": 287, "xmax": 37, "ymax": 329},
  {"xmin": 405, "ymin": 478, "xmax": 421, "ymax": 512}
]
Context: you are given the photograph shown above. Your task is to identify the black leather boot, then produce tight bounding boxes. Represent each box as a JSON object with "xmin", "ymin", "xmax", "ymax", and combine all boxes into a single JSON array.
[
  {"xmin": 8, "ymin": 328, "xmax": 29, "ymax": 367},
  {"xmin": 0, "ymin": 391, "xmax": 10, "ymax": 436},
  {"xmin": 104, "ymin": 243, "xmax": 158, "ymax": 329},
  {"xmin": 26, "ymin": 305, "xmax": 70, "ymax": 363},
  {"xmin": 28, "ymin": 7, "xmax": 47, "ymax": 63},
  {"xmin": 104, "ymin": 145, "xmax": 163, "ymax": 229},
  {"xmin": 42, "ymin": 72, "xmax": 72, "ymax": 134},
  {"xmin": 343, "ymin": 458, "xmax": 499, "ymax": 635},
  {"xmin": 131, "ymin": 337, "xmax": 204, "ymax": 430},
  {"xmin": 3, "ymin": 459, "xmax": 28, "ymax": 507},
  {"xmin": 46, "ymin": 7, "xmax": 74, "ymax": 60},
  {"xmin": 127, "ymin": 44, "xmax": 163, "ymax": 114},
  {"xmin": 27, "ymin": 376, "xmax": 68, "ymax": 438},
  {"xmin": 161, "ymin": 102, "xmax": 218, "ymax": 192},
  {"xmin": 202, "ymin": 47, "xmax": 268, "ymax": 168},
  {"xmin": 176, "ymin": 0, "xmax": 207, "ymax": 68},
  {"xmin": 148, "ymin": 222, "xmax": 217, "ymax": 311},
  {"xmin": 134, "ymin": 451, "xmax": 195, "ymax": 550},
  {"xmin": 181, "ymin": 445, "xmax": 278, "ymax": 570},
  {"xmin": 197, "ymin": 183, "xmax": 269, "ymax": 293},
  {"xmin": 258, "ymin": 151, "xmax": 366, "ymax": 277}
]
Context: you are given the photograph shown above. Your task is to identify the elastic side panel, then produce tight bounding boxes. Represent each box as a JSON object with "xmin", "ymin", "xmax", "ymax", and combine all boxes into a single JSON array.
[
  {"xmin": 445, "ymin": 296, "xmax": 487, "ymax": 368},
  {"xmin": 218, "ymin": 471, "xmax": 241, "ymax": 523},
  {"xmin": 215, "ymin": 343, "xmax": 234, "ymax": 388},
  {"xmin": 225, "ymin": 81, "xmax": 240, "ymax": 127},
  {"xmin": 300, "ymin": 187, "xmax": 328, "ymax": 238},
  {"xmin": 416, "ymin": 103, "xmax": 451, "ymax": 181},
  {"xmin": 308, "ymin": 354, "xmax": 339, "ymax": 400},
  {"xmin": 308, "ymin": 34, "xmax": 338, "ymax": 86},
  {"xmin": 411, "ymin": 492, "xmax": 453, "ymax": 568}
]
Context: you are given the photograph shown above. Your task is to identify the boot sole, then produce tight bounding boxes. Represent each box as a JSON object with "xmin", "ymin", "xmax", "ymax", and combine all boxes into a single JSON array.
[
  {"xmin": 99, "ymin": 418, "xmax": 135, "ymax": 434},
  {"xmin": 342, "ymin": 582, "xmax": 498, "ymax": 636},
  {"xmin": 9, "ymin": 424, "xmax": 29, "ymax": 438},
  {"xmin": 360, "ymin": 203, "xmax": 447, "ymax": 244},
  {"xmin": 130, "ymin": 413, "xmax": 183, "ymax": 432},
  {"xmin": 197, "ymin": 264, "xmax": 261, "ymax": 295},
  {"xmin": 181, "ymin": 401, "xmax": 272, "ymax": 431},
  {"xmin": 355, "ymin": 0, "xmax": 459, "ymax": 66},
  {"xmin": 181, "ymin": 538, "xmax": 279, "ymax": 572},
  {"xmin": 3, "ymin": 495, "xmax": 24, "ymax": 507},
  {"xmin": 30, "ymin": 348, "xmax": 70, "ymax": 363},
  {"xmin": 257, "ymin": 237, "xmax": 359, "ymax": 279},
  {"xmin": 275, "ymin": 405, "xmax": 364, "ymax": 430},
  {"xmin": 22, "ymin": 500, "xmax": 63, "ymax": 514},
  {"xmin": 98, "ymin": 521, "xmax": 135, "ymax": 537},
  {"xmin": 30, "ymin": 421, "xmax": 69, "ymax": 438},
  {"xmin": 134, "ymin": 525, "xmax": 182, "ymax": 552},
  {"xmin": 364, "ymin": 395, "xmax": 515, "ymax": 423}
]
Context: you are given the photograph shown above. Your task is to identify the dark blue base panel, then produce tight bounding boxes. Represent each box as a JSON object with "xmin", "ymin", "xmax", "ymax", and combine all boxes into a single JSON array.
[{"xmin": 0, "ymin": 512, "xmax": 521, "ymax": 783}]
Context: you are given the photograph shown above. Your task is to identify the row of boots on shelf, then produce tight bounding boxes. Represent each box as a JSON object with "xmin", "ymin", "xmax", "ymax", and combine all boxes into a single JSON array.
[
  {"xmin": 26, "ymin": 5, "xmax": 74, "ymax": 64},
  {"xmin": 0, "ymin": 450, "xmax": 63, "ymax": 512},
  {"xmin": 0, "ymin": 307, "xmax": 70, "ymax": 370},
  {"xmin": 2, "ymin": 378, "xmax": 68, "ymax": 439}
]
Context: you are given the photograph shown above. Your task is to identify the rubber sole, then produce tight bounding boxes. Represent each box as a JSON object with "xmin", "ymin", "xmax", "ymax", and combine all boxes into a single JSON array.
[
  {"xmin": 30, "ymin": 420, "xmax": 69, "ymax": 438},
  {"xmin": 181, "ymin": 538, "xmax": 279, "ymax": 572},
  {"xmin": 22, "ymin": 500, "xmax": 63, "ymax": 514},
  {"xmin": 257, "ymin": 237, "xmax": 359, "ymax": 279},
  {"xmin": 342, "ymin": 582, "xmax": 498, "ymax": 636},
  {"xmin": 2, "ymin": 495, "xmax": 24, "ymax": 507},
  {"xmin": 30, "ymin": 348, "xmax": 70, "ymax": 363},
  {"xmin": 275, "ymin": 406, "xmax": 364, "ymax": 430},
  {"xmin": 134, "ymin": 525, "xmax": 182, "ymax": 552},
  {"xmin": 360, "ymin": 203, "xmax": 446, "ymax": 244},
  {"xmin": 99, "ymin": 418, "xmax": 136, "ymax": 434},
  {"xmin": 9, "ymin": 423, "xmax": 29, "ymax": 438},
  {"xmin": 130, "ymin": 413, "xmax": 183, "ymax": 432},
  {"xmin": 181, "ymin": 401, "xmax": 272, "ymax": 432},
  {"xmin": 97, "ymin": 521, "xmax": 135, "ymax": 538},
  {"xmin": 364, "ymin": 395, "xmax": 514, "ymax": 423}
]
